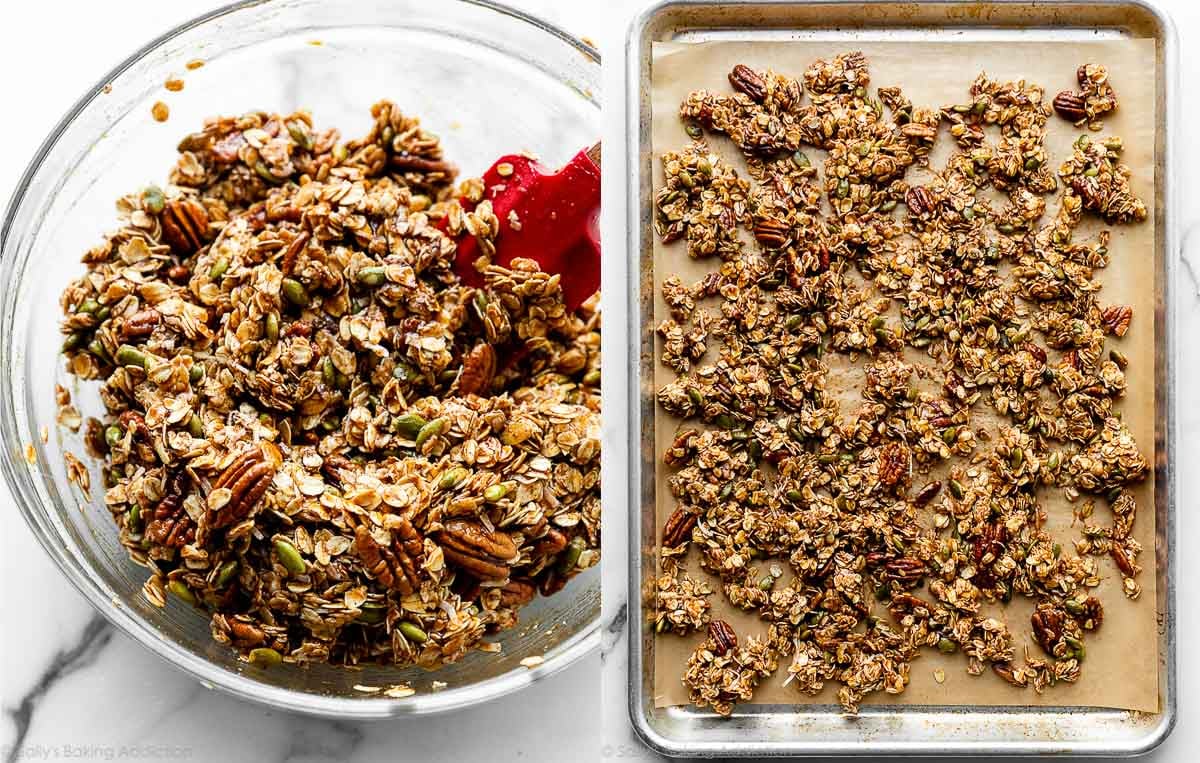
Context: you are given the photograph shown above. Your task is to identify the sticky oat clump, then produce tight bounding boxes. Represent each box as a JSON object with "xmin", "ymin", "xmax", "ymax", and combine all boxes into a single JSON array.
[
  {"xmin": 59, "ymin": 101, "xmax": 600, "ymax": 670},
  {"xmin": 654, "ymin": 53, "xmax": 1149, "ymax": 715}
]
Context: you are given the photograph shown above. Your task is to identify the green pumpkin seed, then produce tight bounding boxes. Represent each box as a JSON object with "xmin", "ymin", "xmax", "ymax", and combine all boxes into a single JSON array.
[
  {"xmin": 95, "ymin": 305, "xmax": 111, "ymax": 321},
  {"xmin": 281, "ymin": 278, "xmax": 310, "ymax": 307},
  {"xmin": 687, "ymin": 388, "xmax": 704, "ymax": 409},
  {"xmin": 286, "ymin": 119, "xmax": 314, "ymax": 150},
  {"xmin": 393, "ymin": 413, "xmax": 427, "ymax": 439},
  {"xmin": 1047, "ymin": 452, "xmax": 1061, "ymax": 470},
  {"xmin": 116, "ymin": 345, "xmax": 149, "ymax": 369},
  {"xmin": 439, "ymin": 467, "xmax": 469, "ymax": 490},
  {"xmin": 208, "ymin": 256, "xmax": 229, "ymax": 281},
  {"xmin": 719, "ymin": 482, "xmax": 733, "ymax": 500},
  {"xmin": 997, "ymin": 223, "xmax": 1015, "ymax": 234},
  {"xmin": 77, "ymin": 298, "xmax": 100, "ymax": 315},
  {"xmin": 414, "ymin": 417, "xmax": 447, "ymax": 450},
  {"xmin": 786, "ymin": 488, "xmax": 804, "ymax": 502},
  {"xmin": 265, "ymin": 312, "xmax": 279, "ymax": 342},
  {"xmin": 759, "ymin": 576, "xmax": 775, "ymax": 591},
  {"xmin": 274, "ymin": 538, "xmax": 307, "ymax": 574},
  {"xmin": 189, "ymin": 363, "xmax": 205, "ymax": 384},
  {"xmin": 937, "ymin": 638, "xmax": 957, "ymax": 654},
  {"xmin": 484, "ymin": 483, "xmax": 510, "ymax": 502},
  {"xmin": 836, "ymin": 178, "xmax": 850, "ymax": 198},
  {"xmin": 104, "ymin": 425, "xmax": 124, "ymax": 449},
  {"xmin": 583, "ymin": 369, "xmax": 601, "ymax": 386},
  {"xmin": 791, "ymin": 150, "xmax": 811, "ymax": 168},
  {"xmin": 558, "ymin": 536, "xmax": 586, "ymax": 573},
  {"xmin": 216, "ymin": 560, "xmax": 239, "ymax": 587},
  {"xmin": 684, "ymin": 122, "xmax": 703, "ymax": 139},
  {"xmin": 254, "ymin": 161, "xmax": 286, "ymax": 185},
  {"xmin": 1024, "ymin": 155, "xmax": 1042, "ymax": 171},
  {"xmin": 356, "ymin": 266, "xmax": 387, "ymax": 286},
  {"xmin": 322, "ymin": 356, "xmax": 337, "ymax": 388},
  {"xmin": 248, "ymin": 647, "xmax": 282, "ymax": 668},
  {"xmin": 879, "ymin": 199, "xmax": 897, "ymax": 213},
  {"xmin": 948, "ymin": 479, "xmax": 965, "ymax": 499},
  {"xmin": 188, "ymin": 414, "xmax": 204, "ymax": 438},
  {"xmin": 168, "ymin": 580, "xmax": 197, "ymax": 606},
  {"xmin": 357, "ymin": 604, "xmax": 386, "ymax": 625},
  {"xmin": 126, "ymin": 503, "xmax": 142, "ymax": 533},
  {"xmin": 142, "ymin": 185, "xmax": 166, "ymax": 214},
  {"xmin": 399, "ymin": 621, "xmax": 428, "ymax": 643},
  {"xmin": 61, "ymin": 332, "xmax": 87, "ymax": 352}
]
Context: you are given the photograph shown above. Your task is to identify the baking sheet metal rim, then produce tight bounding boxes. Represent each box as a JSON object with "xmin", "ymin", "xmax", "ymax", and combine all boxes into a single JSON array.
[{"xmin": 625, "ymin": 0, "xmax": 1179, "ymax": 756}]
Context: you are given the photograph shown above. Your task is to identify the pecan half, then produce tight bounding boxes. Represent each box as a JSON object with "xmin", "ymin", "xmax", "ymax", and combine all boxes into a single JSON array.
[
  {"xmin": 972, "ymin": 522, "xmax": 1008, "ymax": 588},
  {"xmin": 145, "ymin": 470, "xmax": 194, "ymax": 548},
  {"xmin": 888, "ymin": 592, "xmax": 934, "ymax": 618},
  {"xmin": 161, "ymin": 198, "xmax": 210, "ymax": 255},
  {"xmin": 435, "ymin": 519, "xmax": 518, "ymax": 580},
  {"xmin": 883, "ymin": 557, "xmax": 926, "ymax": 587},
  {"xmin": 1031, "ymin": 602, "xmax": 1067, "ymax": 654},
  {"xmin": 663, "ymin": 429, "xmax": 698, "ymax": 467},
  {"xmin": 1069, "ymin": 596, "xmax": 1104, "ymax": 630},
  {"xmin": 991, "ymin": 662, "xmax": 1027, "ymax": 687},
  {"xmin": 499, "ymin": 578, "xmax": 537, "ymax": 608},
  {"xmin": 457, "ymin": 343, "xmax": 497, "ymax": 397},
  {"xmin": 1110, "ymin": 545, "xmax": 1137, "ymax": 577},
  {"xmin": 280, "ymin": 230, "xmax": 310, "ymax": 276},
  {"xmin": 708, "ymin": 619, "xmax": 738, "ymax": 655},
  {"xmin": 877, "ymin": 442, "xmax": 909, "ymax": 488},
  {"xmin": 1052, "ymin": 91, "xmax": 1087, "ymax": 122},
  {"xmin": 533, "ymin": 527, "xmax": 568, "ymax": 557},
  {"xmin": 905, "ymin": 185, "xmax": 935, "ymax": 218},
  {"xmin": 912, "ymin": 480, "xmax": 942, "ymax": 506},
  {"xmin": 662, "ymin": 506, "xmax": 698, "ymax": 548},
  {"xmin": 753, "ymin": 218, "xmax": 790, "ymax": 248},
  {"xmin": 120, "ymin": 308, "xmax": 161, "ymax": 340},
  {"xmin": 355, "ymin": 519, "xmax": 424, "ymax": 595},
  {"xmin": 210, "ymin": 448, "xmax": 275, "ymax": 528},
  {"xmin": 1101, "ymin": 305, "xmax": 1132, "ymax": 337},
  {"xmin": 728, "ymin": 64, "xmax": 767, "ymax": 102}
]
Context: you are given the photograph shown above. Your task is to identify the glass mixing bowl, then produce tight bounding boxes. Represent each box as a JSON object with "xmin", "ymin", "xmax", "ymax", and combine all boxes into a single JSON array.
[{"xmin": 0, "ymin": 0, "xmax": 599, "ymax": 718}]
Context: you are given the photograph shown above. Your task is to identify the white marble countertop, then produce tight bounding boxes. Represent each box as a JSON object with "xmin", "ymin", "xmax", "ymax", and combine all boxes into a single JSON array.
[{"xmin": 3, "ymin": 1, "xmax": 1199, "ymax": 762}]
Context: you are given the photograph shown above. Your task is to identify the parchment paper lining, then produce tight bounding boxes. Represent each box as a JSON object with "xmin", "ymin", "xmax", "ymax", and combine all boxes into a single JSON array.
[{"xmin": 650, "ymin": 39, "xmax": 1159, "ymax": 713}]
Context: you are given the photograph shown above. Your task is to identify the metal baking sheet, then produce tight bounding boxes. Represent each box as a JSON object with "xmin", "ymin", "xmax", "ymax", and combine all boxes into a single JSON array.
[{"xmin": 625, "ymin": 1, "xmax": 1177, "ymax": 756}]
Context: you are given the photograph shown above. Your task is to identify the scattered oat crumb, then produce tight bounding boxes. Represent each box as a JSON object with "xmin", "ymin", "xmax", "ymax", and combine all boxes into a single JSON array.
[
  {"xmin": 934, "ymin": 668, "xmax": 946, "ymax": 684},
  {"xmin": 165, "ymin": 77, "xmax": 185, "ymax": 92},
  {"xmin": 151, "ymin": 101, "xmax": 170, "ymax": 122},
  {"xmin": 308, "ymin": 39, "xmax": 323, "ymax": 46},
  {"xmin": 384, "ymin": 684, "xmax": 416, "ymax": 698},
  {"xmin": 520, "ymin": 655, "xmax": 545, "ymax": 669},
  {"xmin": 40, "ymin": 425, "xmax": 49, "ymax": 443},
  {"xmin": 24, "ymin": 443, "xmax": 36, "ymax": 465},
  {"xmin": 496, "ymin": 162, "xmax": 514, "ymax": 178},
  {"xmin": 352, "ymin": 684, "xmax": 382, "ymax": 693},
  {"xmin": 431, "ymin": 680, "xmax": 447, "ymax": 691},
  {"xmin": 508, "ymin": 209, "xmax": 522, "ymax": 231},
  {"xmin": 185, "ymin": 59, "xmax": 205, "ymax": 70},
  {"xmin": 64, "ymin": 451, "xmax": 91, "ymax": 496},
  {"xmin": 102, "ymin": 83, "xmax": 113, "ymax": 95},
  {"xmin": 478, "ymin": 641, "xmax": 502, "ymax": 654},
  {"xmin": 581, "ymin": 36, "xmax": 597, "ymax": 48}
]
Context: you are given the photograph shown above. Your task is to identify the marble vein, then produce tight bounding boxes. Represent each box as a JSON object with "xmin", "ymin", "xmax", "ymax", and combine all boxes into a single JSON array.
[
  {"xmin": 601, "ymin": 601, "xmax": 628, "ymax": 661},
  {"xmin": 4, "ymin": 614, "xmax": 113, "ymax": 763}
]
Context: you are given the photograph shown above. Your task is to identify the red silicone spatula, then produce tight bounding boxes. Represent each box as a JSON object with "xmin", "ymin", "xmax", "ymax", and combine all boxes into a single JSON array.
[{"xmin": 452, "ymin": 143, "xmax": 600, "ymax": 311}]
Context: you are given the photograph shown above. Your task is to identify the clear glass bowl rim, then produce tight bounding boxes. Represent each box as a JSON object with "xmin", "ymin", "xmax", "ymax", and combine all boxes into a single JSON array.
[{"xmin": 0, "ymin": 0, "xmax": 600, "ymax": 719}]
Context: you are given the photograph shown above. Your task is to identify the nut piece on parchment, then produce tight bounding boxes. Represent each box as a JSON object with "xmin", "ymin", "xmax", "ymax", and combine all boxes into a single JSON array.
[
  {"xmin": 1031, "ymin": 602, "xmax": 1068, "ymax": 655},
  {"xmin": 662, "ymin": 506, "xmax": 698, "ymax": 548},
  {"xmin": 144, "ymin": 470, "xmax": 194, "ymax": 548},
  {"xmin": 708, "ymin": 619, "xmax": 738, "ymax": 655},
  {"xmin": 161, "ymin": 198, "xmax": 210, "ymax": 255},
  {"xmin": 753, "ymin": 218, "xmax": 791, "ymax": 248},
  {"xmin": 499, "ymin": 578, "xmax": 538, "ymax": 608},
  {"xmin": 1052, "ymin": 91, "xmax": 1088, "ymax": 123},
  {"xmin": 728, "ymin": 64, "xmax": 768, "ymax": 102},
  {"xmin": 209, "ymin": 448, "xmax": 275, "ymax": 529},
  {"xmin": 905, "ymin": 185, "xmax": 936, "ymax": 218},
  {"xmin": 1101, "ymin": 305, "xmax": 1133, "ymax": 337},
  {"xmin": 435, "ymin": 519, "xmax": 519, "ymax": 580},
  {"xmin": 456, "ymin": 343, "xmax": 497, "ymax": 397},
  {"xmin": 354, "ymin": 519, "xmax": 425, "ymax": 595}
]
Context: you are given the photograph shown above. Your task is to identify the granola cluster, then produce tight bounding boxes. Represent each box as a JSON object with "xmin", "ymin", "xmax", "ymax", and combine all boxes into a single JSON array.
[
  {"xmin": 58, "ymin": 101, "xmax": 600, "ymax": 671},
  {"xmin": 654, "ymin": 54, "xmax": 1148, "ymax": 715}
]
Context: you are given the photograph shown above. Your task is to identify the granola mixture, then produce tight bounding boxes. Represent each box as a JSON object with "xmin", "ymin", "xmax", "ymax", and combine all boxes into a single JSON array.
[
  {"xmin": 58, "ymin": 102, "xmax": 600, "ymax": 670},
  {"xmin": 653, "ymin": 54, "xmax": 1148, "ymax": 715}
]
